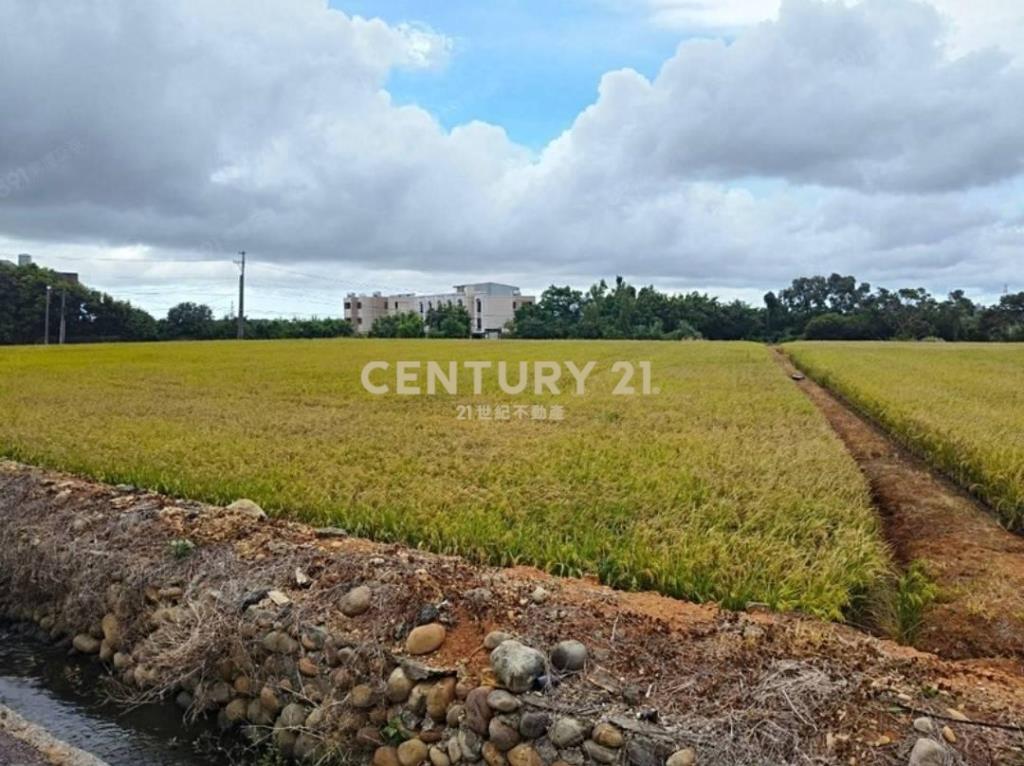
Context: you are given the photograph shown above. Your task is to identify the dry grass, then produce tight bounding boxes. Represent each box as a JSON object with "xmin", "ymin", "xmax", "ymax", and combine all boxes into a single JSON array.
[
  {"xmin": 788, "ymin": 341, "xmax": 1024, "ymax": 529},
  {"xmin": 0, "ymin": 339, "xmax": 889, "ymax": 617}
]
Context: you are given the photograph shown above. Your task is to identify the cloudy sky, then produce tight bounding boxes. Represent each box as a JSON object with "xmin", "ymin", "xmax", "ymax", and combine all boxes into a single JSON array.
[{"xmin": 1, "ymin": 0, "xmax": 1021, "ymax": 318}]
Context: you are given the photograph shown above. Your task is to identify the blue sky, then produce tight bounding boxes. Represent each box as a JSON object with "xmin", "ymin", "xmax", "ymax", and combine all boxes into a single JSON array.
[{"xmin": 331, "ymin": 0, "xmax": 688, "ymax": 149}]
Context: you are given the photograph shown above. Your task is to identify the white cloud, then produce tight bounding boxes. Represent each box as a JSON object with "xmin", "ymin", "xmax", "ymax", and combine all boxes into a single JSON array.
[
  {"xmin": 0, "ymin": 0, "xmax": 1022, "ymax": 316},
  {"xmin": 634, "ymin": 0, "xmax": 1024, "ymax": 60}
]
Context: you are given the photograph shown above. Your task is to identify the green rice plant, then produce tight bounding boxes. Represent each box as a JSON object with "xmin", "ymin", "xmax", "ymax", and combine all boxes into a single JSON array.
[
  {"xmin": 0, "ymin": 339, "xmax": 890, "ymax": 618},
  {"xmin": 788, "ymin": 341, "xmax": 1024, "ymax": 529}
]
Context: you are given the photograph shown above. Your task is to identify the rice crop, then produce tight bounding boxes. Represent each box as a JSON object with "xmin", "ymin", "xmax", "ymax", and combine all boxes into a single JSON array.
[
  {"xmin": 0, "ymin": 339, "xmax": 889, "ymax": 618},
  {"xmin": 788, "ymin": 341, "xmax": 1024, "ymax": 529}
]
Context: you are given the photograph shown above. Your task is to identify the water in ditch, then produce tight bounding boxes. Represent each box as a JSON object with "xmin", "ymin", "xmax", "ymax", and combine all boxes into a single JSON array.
[{"xmin": 0, "ymin": 621, "xmax": 232, "ymax": 765}]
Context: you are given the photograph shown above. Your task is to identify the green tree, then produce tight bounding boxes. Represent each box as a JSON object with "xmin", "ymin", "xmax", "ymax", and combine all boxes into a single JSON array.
[
  {"xmin": 370, "ymin": 311, "xmax": 424, "ymax": 338},
  {"xmin": 425, "ymin": 303, "xmax": 470, "ymax": 338},
  {"xmin": 162, "ymin": 302, "xmax": 214, "ymax": 340}
]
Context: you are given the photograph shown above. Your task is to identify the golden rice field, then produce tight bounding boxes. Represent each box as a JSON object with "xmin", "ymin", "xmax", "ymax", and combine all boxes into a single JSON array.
[
  {"xmin": 0, "ymin": 339, "xmax": 890, "ymax": 618},
  {"xmin": 788, "ymin": 342, "xmax": 1024, "ymax": 530}
]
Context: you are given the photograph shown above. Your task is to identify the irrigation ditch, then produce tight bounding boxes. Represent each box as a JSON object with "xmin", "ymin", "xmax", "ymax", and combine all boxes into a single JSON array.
[
  {"xmin": 776, "ymin": 348, "xmax": 1024, "ymax": 660},
  {"xmin": 0, "ymin": 458, "xmax": 1023, "ymax": 765}
]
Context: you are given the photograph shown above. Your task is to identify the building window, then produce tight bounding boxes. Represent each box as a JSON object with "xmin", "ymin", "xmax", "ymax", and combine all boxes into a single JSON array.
[
  {"xmin": 357, "ymin": 317, "xmax": 362, "ymax": 325},
  {"xmin": 344, "ymin": 301, "xmax": 351, "ymax": 310},
  {"xmin": 394, "ymin": 302, "xmax": 398, "ymax": 310},
  {"xmin": 419, "ymin": 302, "xmax": 423, "ymax": 313},
  {"xmin": 457, "ymin": 298, "xmax": 463, "ymax": 306},
  {"xmin": 356, "ymin": 301, "xmax": 362, "ymax": 310},
  {"xmin": 476, "ymin": 299, "xmax": 482, "ymax": 313},
  {"xmin": 476, "ymin": 317, "xmax": 482, "ymax": 331},
  {"xmin": 513, "ymin": 302, "xmax": 517, "ymax": 310}
]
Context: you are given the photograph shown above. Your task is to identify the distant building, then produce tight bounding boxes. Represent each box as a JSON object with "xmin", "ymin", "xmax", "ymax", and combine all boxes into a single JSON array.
[
  {"xmin": 345, "ymin": 282, "xmax": 536, "ymax": 338},
  {"xmin": 9, "ymin": 254, "xmax": 79, "ymax": 284}
]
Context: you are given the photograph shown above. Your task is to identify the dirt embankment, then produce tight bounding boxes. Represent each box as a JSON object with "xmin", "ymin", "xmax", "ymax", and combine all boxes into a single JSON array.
[
  {"xmin": 1, "ymin": 460, "xmax": 1023, "ymax": 765},
  {"xmin": 777, "ymin": 349, "xmax": 1024, "ymax": 661}
]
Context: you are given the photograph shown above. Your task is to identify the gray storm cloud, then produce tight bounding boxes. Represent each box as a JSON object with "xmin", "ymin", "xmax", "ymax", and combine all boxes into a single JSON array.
[{"xmin": 0, "ymin": 0, "xmax": 1021, "ymax": 302}]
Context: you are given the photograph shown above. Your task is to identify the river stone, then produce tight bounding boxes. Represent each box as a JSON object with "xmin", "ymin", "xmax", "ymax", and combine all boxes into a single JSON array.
[
  {"xmin": 487, "ymin": 689, "xmax": 520, "ymax": 713},
  {"xmin": 305, "ymin": 707, "xmax": 326, "ymax": 729},
  {"xmin": 301, "ymin": 627, "xmax": 326, "ymax": 651},
  {"xmin": 350, "ymin": 683, "xmax": 378, "ymax": 708},
  {"xmin": 483, "ymin": 742, "xmax": 506, "ymax": 766},
  {"xmin": 73, "ymin": 633, "xmax": 100, "ymax": 654},
  {"xmin": 398, "ymin": 738, "xmax": 429, "ymax": 766},
  {"xmin": 275, "ymin": 729, "xmax": 297, "ymax": 758},
  {"xmin": 227, "ymin": 498, "xmax": 267, "ymax": 520},
  {"xmin": 262, "ymin": 630, "xmax": 298, "ymax": 654},
  {"xmin": 277, "ymin": 703, "xmax": 308, "ymax": 729},
  {"xmin": 625, "ymin": 739, "xmax": 665, "ymax": 766},
  {"xmin": 389, "ymin": 667, "xmax": 414, "ymax": 702},
  {"xmin": 260, "ymin": 685, "xmax": 281, "ymax": 715},
  {"xmin": 427, "ymin": 677, "xmax": 457, "ymax": 721},
  {"xmin": 489, "ymin": 717, "xmax": 522, "ymax": 751},
  {"xmin": 550, "ymin": 641, "xmax": 587, "ymax": 672},
  {"xmin": 358, "ymin": 727, "xmax": 385, "ymax": 748},
  {"xmin": 407, "ymin": 624, "xmax": 447, "ymax": 655},
  {"xmin": 583, "ymin": 741, "xmax": 618, "ymax": 764},
  {"xmin": 666, "ymin": 748, "xmax": 696, "ymax": 766},
  {"xmin": 447, "ymin": 703, "xmax": 465, "ymax": 727},
  {"xmin": 209, "ymin": 681, "xmax": 233, "ymax": 705},
  {"xmin": 429, "ymin": 745, "xmax": 451, "ymax": 766},
  {"xmin": 447, "ymin": 738, "xmax": 462, "ymax": 764},
  {"xmin": 112, "ymin": 652, "xmax": 132, "ymax": 670},
  {"xmin": 549, "ymin": 718, "xmax": 587, "ymax": 749},
  {"xmin": 909, "ymin": 738, "xmax": 946, "ymax": 766},
  {"xmin": 298, "ymin": 657, "xmax": 318, "ymax": 677},
  {"xmin": 559, "ymin": 748, "xmax": 585, "ymax": 766},
  {"xmin": 465, "ymin": 687, "xmax": 493, "ymax": 734},
  {"xmin": 224, "ymin": 698, "xmax": 248, "ymax": 724},
  {"xmin": 507, "ymin": 744, "xmax": 543, "ymax": 766},
  {"xmin": 490, "ymin": 641, "xmax": 546, "ymax": 693},
  {"xmin": 408, "ymin": 683, "xmax": 430, "ymax": 716},
  {"xmin": 341, "ymin": 585, "xmax": 373, "ymax": 616},
  {"xmin": 913, "ymin": 717, "xmax": 934, "ymax": 734},
  {"xmin": 519, "ymin": 712, "xmax": 550, "ymax": 740},
  {"xmin": 458, "ymin": 728, "xmax": 483, "ymax": 760},
  {"xmin": 294, "ymin": 733, "xmax": 318, "ymax": 761},
  {"xmin": 244, "ymin": 699, "xmax": 271, "ymax": 726},
  {"xmin": 590, "ymin": 723, "xmax": 623, "ymax": 749},
  {"xmin": 101, "ymin": 613, "xmax": 121, "ymax": 648},
  {"xmin": 175, "ymin": 691, "xmax": 193, "ymax": 711},
  {"xmin": 374, "ymin": 747, "xmax": 401, "ymax": 766},
  {"xmin": 484, "ymin": 631, "xmax": 514, "ymax": 650},
  {"xmin": 534, "ymin": 740, "xmax": 558, "ymax": 764}
]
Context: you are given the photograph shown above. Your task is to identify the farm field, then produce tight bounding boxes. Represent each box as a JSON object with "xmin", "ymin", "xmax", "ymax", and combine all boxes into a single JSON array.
[
  {"xmin": 788, "ymin": 342, "xmax": 1024, "ymax": 530},
  {"xmin": 0, "ymin": 339, "xmax": 888, "ymax": 618}
]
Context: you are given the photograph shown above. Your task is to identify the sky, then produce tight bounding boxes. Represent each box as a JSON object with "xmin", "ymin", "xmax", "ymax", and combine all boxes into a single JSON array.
[{"xmin": 1, "ymin": 0, "xmax": 1022, "ymax": 319}]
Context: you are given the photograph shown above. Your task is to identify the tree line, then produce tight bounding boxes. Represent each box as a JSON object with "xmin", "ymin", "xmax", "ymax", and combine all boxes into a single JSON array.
[
  {"xmin": 0, "ymin": 262, "xmax": 354, "ymax": 344},
  {"xmin": 2, "ymin": 261, "xmax": 1021, "ymax": 344},
  {"xmin": 509, "ymin": 275, "xmax": 1024, "ymax": 342}
]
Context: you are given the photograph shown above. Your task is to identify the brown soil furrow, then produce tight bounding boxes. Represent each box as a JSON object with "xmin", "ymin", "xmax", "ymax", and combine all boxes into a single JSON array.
[{"xmin": 775, "ymin": 349, "xmax": 1024, "ymax": 661}]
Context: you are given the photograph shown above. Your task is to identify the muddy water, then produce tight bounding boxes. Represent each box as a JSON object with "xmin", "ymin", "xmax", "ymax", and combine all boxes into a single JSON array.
[{"xmin": 0, "ymin": 623, "xmax": 226, "ymax": 765}]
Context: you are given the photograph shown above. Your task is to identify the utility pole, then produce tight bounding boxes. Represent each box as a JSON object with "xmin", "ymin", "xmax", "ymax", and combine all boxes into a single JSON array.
[
  {"xmin": 235, "ymin": 250, "xmax": 246, "ymax": 339},
  {"xmin": 43, "ymin": 285, "xmax": 51, "ymax": 345},
  {"xmin": 59, "ymin": 289, "xmax": 67, "ymax": 345}
]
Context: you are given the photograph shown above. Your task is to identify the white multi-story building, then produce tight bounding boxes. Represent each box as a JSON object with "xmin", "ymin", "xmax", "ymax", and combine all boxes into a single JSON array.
[{"xmin": 344, "ymin": 282, "xmax": 535, "ymax": 338}]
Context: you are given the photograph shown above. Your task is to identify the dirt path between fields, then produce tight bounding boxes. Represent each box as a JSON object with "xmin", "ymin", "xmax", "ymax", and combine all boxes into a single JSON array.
[{"xmin": 775, "ymin": 348, "xmax": 1024, "ymax": 661}]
